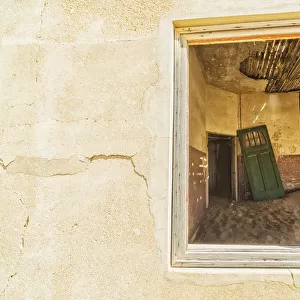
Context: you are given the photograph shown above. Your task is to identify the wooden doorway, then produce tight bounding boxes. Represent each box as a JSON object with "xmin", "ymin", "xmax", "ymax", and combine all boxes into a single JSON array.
[{"xmin": 207, "ymin": 133, "xmax": 237, "ymax": 207}]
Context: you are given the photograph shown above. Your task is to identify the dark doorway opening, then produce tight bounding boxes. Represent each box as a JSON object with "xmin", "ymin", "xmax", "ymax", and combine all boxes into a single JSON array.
[{"xmin": 208, "ymin": 134, "xmax": 233, "ymax": 199}]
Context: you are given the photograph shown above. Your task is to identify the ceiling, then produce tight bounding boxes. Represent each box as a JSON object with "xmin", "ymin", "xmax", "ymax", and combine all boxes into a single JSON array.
[{"xmin": 195, "ymin": 39, "xmax": 300, "ymax": 94}]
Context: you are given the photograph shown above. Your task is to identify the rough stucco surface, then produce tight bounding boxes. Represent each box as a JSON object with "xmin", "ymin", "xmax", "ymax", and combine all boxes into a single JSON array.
[{"xmin": 2, "ymin": 0, "xmax": 300, "ymax": 299}]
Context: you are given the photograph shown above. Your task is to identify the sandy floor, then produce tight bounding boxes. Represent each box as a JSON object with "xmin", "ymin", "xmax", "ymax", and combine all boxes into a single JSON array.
[{"xmin": 195, "ymin": 190, "xmax": 300, "ymax": 245}]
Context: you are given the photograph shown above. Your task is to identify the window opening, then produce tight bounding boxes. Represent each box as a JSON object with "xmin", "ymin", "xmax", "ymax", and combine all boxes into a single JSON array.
[{"xmin": 172, "ymin": 13, "xmax": 300, "ymax": 268}]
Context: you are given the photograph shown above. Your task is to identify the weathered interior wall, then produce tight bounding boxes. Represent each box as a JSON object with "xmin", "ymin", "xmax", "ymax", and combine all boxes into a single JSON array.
[
  {"xmin": 189, "ymin": 46, "xmax": 207, "ymax": 153},
  {"xmin": 241, "ymin": 93, "xmax": 300, "ymax": 156},
  {"xmin": 188, "ymin": 46, "xmax": 207, "ymax": 239},
  {"xmin": 2, "ymin": 0, "xmax": 300, "ymax": 299},
  {"xmin": 241, "ymin": 92, "xmax": 300, "ymax": 191},
  {"xmin": 206, "ymin": 85, "xmax": 239, "ymax": 136}
]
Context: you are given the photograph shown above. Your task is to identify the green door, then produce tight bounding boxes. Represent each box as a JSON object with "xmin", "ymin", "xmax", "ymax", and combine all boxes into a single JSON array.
[{"xmin": 237, "ymin": 125, "xmax": 285, "ymax": 201}]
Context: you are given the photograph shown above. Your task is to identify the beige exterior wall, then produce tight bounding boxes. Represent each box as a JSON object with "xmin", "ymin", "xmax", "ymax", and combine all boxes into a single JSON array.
[
  {"xmin": 2, "ymin": 1, "xmax": 300, "ymax": 299},
  {"xmin": 241, "ymin": 92, "xmax": 300, "ymax": 157},
  {"xmin": 206, "ymin": 85, "xmax": 239, "ymax": 136}
]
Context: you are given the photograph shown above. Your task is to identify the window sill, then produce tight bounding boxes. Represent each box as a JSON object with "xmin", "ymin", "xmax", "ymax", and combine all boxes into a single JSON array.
[{"xmin": 166, "ymin": 267, "xmax": 300, "ymax": 287}]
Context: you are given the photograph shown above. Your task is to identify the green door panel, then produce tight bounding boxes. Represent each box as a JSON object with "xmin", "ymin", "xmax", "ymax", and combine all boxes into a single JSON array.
[
  {"xmin": 237, "ymin": 125, "xmax": 285, "ymax": 201},
  {"xmin": 247, "ymin": 154, "xmax": 265, "ymax": 193},
  {"xmin": 259, "ymin": 152, "xmax": 279, "ymax": 190}
]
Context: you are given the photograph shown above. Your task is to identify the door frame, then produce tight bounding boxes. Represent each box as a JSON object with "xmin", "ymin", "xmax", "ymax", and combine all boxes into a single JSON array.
[
  {"xmin": 206, "ymin": 132, "xmax": 238, "ymax": 208},
  {"xmin": 171, "ymin": 12, "xmax": 300, "ymax": 268}
]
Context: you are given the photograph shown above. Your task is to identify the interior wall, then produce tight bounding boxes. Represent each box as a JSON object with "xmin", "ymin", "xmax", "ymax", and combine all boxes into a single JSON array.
[
  {"xmin": 189, "ymin": 47, "xmax": 207, "ymax": 153},
  {"xmin": 206, "ymin": 85, "xmax": 239, "ymax": 136},
  {"xmin": 241, "ymin": 92, "xmax": 300, "ymax": 192},
  {"xmin": 188, "ymin": 47, "xmax": 207, "ymax": 240}
]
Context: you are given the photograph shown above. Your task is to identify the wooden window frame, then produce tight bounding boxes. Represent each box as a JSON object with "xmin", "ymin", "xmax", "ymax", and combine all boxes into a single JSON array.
[{"xmin": 171, "ymin": 12, "xmax": 300, "ymax": 268}]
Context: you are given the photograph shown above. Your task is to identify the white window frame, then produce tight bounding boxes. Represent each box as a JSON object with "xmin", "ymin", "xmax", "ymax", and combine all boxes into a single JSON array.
[{"xmin": 171, "ymin": 12, "xmax": 300, "ymax": 268}]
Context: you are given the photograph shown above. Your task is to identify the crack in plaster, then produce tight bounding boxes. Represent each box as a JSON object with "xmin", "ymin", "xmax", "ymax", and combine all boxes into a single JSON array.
[
  {"xmin": 88, "ymin": 154, "xmax": 156, "ymax": 239},
  {"xmin": 130, "ymin": 158, "xmax": 151, "ymax": 198},
  {"xmin": 142, "ymin": 62, "xmax": 163, "ymax": 138},
  {"xmin": 288, "ymin": 269, "xmax": 298, "ymax": 289},
  {"xmin": 0, "ymin": 154, "xmax": 152, "ymax": 182},
  {"xmin": 89, "ymin": 154, "xmax": 133, "ymax": 162},
  {"xmin": 89, "ymin": 155, "xmax": 158, "ymax": 253},
  {"xmin": 0, "ymin": 158, "xmax": 14, "ymax": 170},
  {"xmin": 131, "ymin": 156, "xmax": 162, "ymax": 257},
  {"xmin": 0, "ymin": 153, "xmax": 159, "ymax": 267},
  {"xmin": 36, "ymin": 0, "xmax": 48, "ymax": 82},
  {"xmin": 0, "ymin": 155, "xmax": 153, "ymax": 208},
  {"xmin": 142, "ymin": 62, "xmax": 160, "ymax": 102},
  {"xmin": 1, "ymin": 216, "xmax": 30, "ymax": 295},
  {"xmin": 180, "ymin": 278, "xmax": 298, "ymax": 290},
  {"xmin": 9, "ymin": 102, "xmax": 35, "ymax": 109},
  {"xmin": 1, "ymin": 35, "xmax": 156, "ymax": 46},
  {"xmin": 1, "ymin": 140, "xmax": 26, "ymax": 145},
  {"xmin": 88, "ymin": 154, "xmax": 153, "ymax": 199},
  {"xmin": 4, "ymin": 119, "xmax": 98, "ymax": 130},
  {"xmin": 19, "ymin": 198, "xmax": 27, "ymax": 207},
  {"xmin": 50, "ymin": 118, "xmax": 98, "ymax": 124},
  {"xmin": 8, "ymin": 124, "xmax": 32, "ymax": 128}
]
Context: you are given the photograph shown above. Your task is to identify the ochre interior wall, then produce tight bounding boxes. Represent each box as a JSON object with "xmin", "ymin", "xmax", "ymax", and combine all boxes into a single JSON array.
[
  {"xmin": 241, "ymin": 92, "xmax": 300, "ymax": 157},
  {"xmin": 206, "ymin": 85, "xmax": 239, "ymax": 136},
  {"xmin": 189, "ymin": 47, "xmax": 207, "ymax": 153}
]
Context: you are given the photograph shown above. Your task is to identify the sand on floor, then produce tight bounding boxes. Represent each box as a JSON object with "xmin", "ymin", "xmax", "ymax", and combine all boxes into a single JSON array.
[{"xmin": 195, "ymin": 190, "xmax": 300, "ymax": 245}]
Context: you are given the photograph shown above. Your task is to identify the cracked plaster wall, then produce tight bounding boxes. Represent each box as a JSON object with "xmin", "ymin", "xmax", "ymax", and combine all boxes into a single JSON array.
[
  {"xmin": 241, "ymin": 92, "xmax": 300, "ymax": 157},
  {"xmin": 2, "ymin": 0, "xmax": 300, "ymax": 299}
]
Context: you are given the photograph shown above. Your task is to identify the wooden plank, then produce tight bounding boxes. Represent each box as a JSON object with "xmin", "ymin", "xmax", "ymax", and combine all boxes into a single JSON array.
[
  {"xmin": 176, "ymin": 19, "xmax": 300, "ymax": 34},
  {"xmin": 186, "ymin": 28, "xmax": 300, "ymax": 45},
  {"xmin": 173, "ymin": 12, "xmax": 300, "ymax": 29}
]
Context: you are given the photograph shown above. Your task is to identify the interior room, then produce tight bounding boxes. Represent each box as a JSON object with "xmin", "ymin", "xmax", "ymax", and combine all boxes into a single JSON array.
[{"xmin": 188, "ymin": 39, "xmax": 300, "ymax": 245}]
